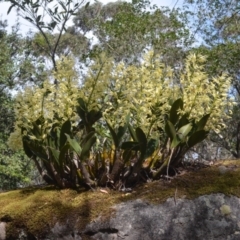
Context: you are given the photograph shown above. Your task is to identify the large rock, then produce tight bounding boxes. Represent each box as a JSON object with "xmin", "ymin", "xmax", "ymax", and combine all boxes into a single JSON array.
[
  {"xmin": 1, "ymin": 193, "xmax": 240, "ymax": 239},
  {"xmin": 84, "ymin": 193, "xmax": 240, "ymax": 240}
]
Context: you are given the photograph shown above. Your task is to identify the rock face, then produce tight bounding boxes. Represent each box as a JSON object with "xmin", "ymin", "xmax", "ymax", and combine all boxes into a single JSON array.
[
  {"xmin": 84, "ymin": 194, "xmax": 240, "ymax": 240},
  {"xmin": 1, "ymin": 193, "xmax": 240, "ymax": 240}
]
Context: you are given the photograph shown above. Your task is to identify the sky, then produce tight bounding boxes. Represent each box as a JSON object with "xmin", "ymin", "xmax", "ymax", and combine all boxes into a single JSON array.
[{"xmin": 0, "ymin": 0, "xmax": 183, "ymax": 34}]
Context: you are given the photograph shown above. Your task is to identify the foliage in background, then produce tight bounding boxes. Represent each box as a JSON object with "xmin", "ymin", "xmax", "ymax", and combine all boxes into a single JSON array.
[
  {"xmin": 6, "ymin": 0, "xmax": 88, "ymax": 71},
  {"xmin": 0, "ymin": 21, "xmax": 39, "ymax": 190},
  {"xmin": 0, "ymin": 139, "xmax": 35, "ymax": 190},
  {"xmin": 72, "ymin": 0, "xmax": 191, "ymax": 68},
  {"xmin": 0, "ymin": 94, "xmax": 34, "ymax": 190}
]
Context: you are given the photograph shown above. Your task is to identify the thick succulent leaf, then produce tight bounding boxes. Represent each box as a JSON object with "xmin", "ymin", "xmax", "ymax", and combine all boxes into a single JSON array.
[
  {"xmin": 117, "ymin": 114, "xmax": 129, "ymax": 138},
  {"xmin": 87, "ymin": 110, "xmax": 102, "ymax": 125},
  {"xmin": 76, "ymin": 98, "xmax": 88, "ymax": 120},
  {"xmin": 187, "ymin": 130, "xmax": 209, "ymax": 148},
  {"xmin": 47, "ymin": 135, "xmax": 55, "ymax": 149},
  {"xmin": 116, "ymin": 116, "xmax": 129, "ymax": 145},
  {"xmin": 49, "ymin": 123, "xmax": 59, "ymax": 139},
  {"xmin": 136, "ymin": 127, "xmax": 148, "ymax": 157},
  {"xmin": 128, "ymin": 124, "xmax": 138, "ymax": 142},
  {"xmin": 136, "ymin": 127, "xmax": 147, "ymax": 146},
  {"xmin": 121, "ymin": 141, "xmax": 140, "ymax": 151},
  {"xmin": 116, "ymin": 125, "xmax": 127, "ymax": 143},
  {"xmin": 165, "ymin": 120, "xmax": 176, "ymax": 141},
  {"xmin": 145, "ymin": 138, "xmax": 159, "ymax": 159},
  {"xmin": 22, "ymin": 138, "xmax": 34, "ymax": 158},
  {"xmin": 58, "ymin": 144, "xmax": 70, "ymax": 167},
  {"xmin": 49, "ymin": 123, "xmax": 61, "ymax": 149},
  {"xmin": 81, "ymin": 131, "xmax": 95, "ymax": 146},
  {"xmin": 171, "ymin": 135, "xmax": 181, "ymax": 148},
  {"xmin": 106, "ymin": 121, "xmax": 118, "ymax": 147},
  {"xmin": 178, "ymin": 114, "xmax": 189, "ymax": 129},
  {"xmin": 35, "ymin": 115, "xmax": 45, "ymax": 125},
  {"xmin": 196, "ymin": 114, "xmax": 211, "ymax": 131},
  {"xmin": 177, "ymin": 123, "xmax": 192, "ymax": 141},
  {"xmin": 31, "ymin": 122, "xmax": 42, "ymax": 139},
  {"xmin": 56, "ymin": 128, "xmax": 61, "ymax": 149},
  {"xmin": 80, "ymin": 135, "xmax": 96, "ymax": 160},
  {"xmin": 65, "ymin": 134, "xmax": 82, "ymax": 156},
  {"xmin": 49, "ymin": 147, "xmax": 60, "ymax": 165},
  {"xmin": 60, "ymin": 120, "xmax": 71, "ymax": 149},
  {"xmin": 169, "ymin": 98, "xmax": 183, "ymax": 125},
  {"xmin": 30, "ymin": 145, "xmax": 49, "ymax": 162}
]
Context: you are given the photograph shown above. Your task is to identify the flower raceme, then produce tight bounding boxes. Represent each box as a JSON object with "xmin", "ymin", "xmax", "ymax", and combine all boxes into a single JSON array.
[{"xmin": 8, "ymin": 51, "xmax": 232, "ymax": 150}]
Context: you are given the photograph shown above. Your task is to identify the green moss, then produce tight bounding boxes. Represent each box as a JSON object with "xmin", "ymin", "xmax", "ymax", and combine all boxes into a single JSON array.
[{"xmin": 1, "ymin": 159, "xmax": 240, "ymax": 238}]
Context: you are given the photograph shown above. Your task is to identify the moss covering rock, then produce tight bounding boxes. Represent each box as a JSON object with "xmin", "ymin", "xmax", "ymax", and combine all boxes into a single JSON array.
[{"xmin": 0, "ymin": 160, "xmax": 240, "ymax": 239}]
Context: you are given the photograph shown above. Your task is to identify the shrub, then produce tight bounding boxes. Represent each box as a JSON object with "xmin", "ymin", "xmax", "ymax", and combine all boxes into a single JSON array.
[{"xmin": 8, "ymin": 52, "xmax": 233, "ymax": 189}]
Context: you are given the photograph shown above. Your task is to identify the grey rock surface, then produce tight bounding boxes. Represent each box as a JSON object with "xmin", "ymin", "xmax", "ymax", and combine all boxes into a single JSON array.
[
  {"xmin": 0, "ymin": 222, "xmax": 6, "ymax": 240},
  {"xmin": 84, "ymin": 194, "xmax": 240, "ymax": 240},
  {"xmin": 1, "ymin": 193, "xmax": 240, "ymax": 240}
]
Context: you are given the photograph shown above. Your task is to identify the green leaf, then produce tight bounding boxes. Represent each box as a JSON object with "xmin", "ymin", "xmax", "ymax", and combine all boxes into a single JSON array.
[
  {"xmin": 22, "ymin": 138, "xmax": 34, "ymax": 158},
  {"xmin": 178, "ymin": 114, "xmax": 189, "ymax": 129},
  {"xmin": 47, "ymin": 135, "xmax": 55, "ymax": 149},
  {"xmin": 65, "ymin": 134, "xmax": 82, "ymax": 156},
  {"xmin": 76, "ymin": 98, "xmax": 88, "ymax": 120},
  {"xmin": 24, "ymin": 16, "xmax": 34, "ymax": 23},
  {"xmin": 81, "ymin": 131, "xmax": 95, "ymax": 146},
  {"xmin": 171, "ymin": 135, "xmax": 181, "ymax": 148},
  {"xmin": 116, "ymin": 115, "xmax": 129, "ymax": 142},
  {"xmin": 49, "ymin": 21, "xmax": 57, "ymax": 29},
  {"xmin": 30, "ymin": 145, "xmax": 49, "ymax": 162},
  {"xmin": 87, "ymin": 109, "xmax": 102, "ymax": 125},
  {"xmin": 49, "ymin": 123, "xmax": 59, "ymax": 139},
  {"xmin": 49, "ymin": 147, "xmax": 60, "ymax": 165},
  {"xmin": 80, "ymin": 135, "xmax": 96, "ymax": 160},
  {"xmin": 169, "ymin": 98, "xmax": 183, "ymax": 125},
  {"xmin": 128, "ymin": 124, "xmax": 138, "ymax": 142},
  {"xmin": 136, "ymin": 127, "xmax": 147, "ymax": 146},
  {"xmin": 145, "ymin": 138, "xmax": 159, "ymax": 159},
  {"xmin": 165, "ymin": 120, "xmax": 176, "ymax": 141},
  {"xmin": 116, "ymin": 125, "xmax": 127, "ymax": 144},
  {"xmin": 36, "ymin": 15, "xmax": 41, "ymax": 23},
  {"xmin": 59, "ymin": 1, "xmax": 67, "ymax": 11},
  {"xmin": 58, "ymin": 144, "xmax": 70, "ymax": 166},
  {"xmin": 31, "ymin": 122, "xmax": 41, "ymax": 139},
  {"xmin": 196, "ymin": 114, "xmax": 210, "ymax": 131},
  {"xmin": 60, "ymin": 120, "xmax": 71, "ymax": 149},
  {"xmin": 177, "ymin": 123, "xmax": 192, "ymax": 141},
  {"xmin": 187, "ymin": 130, "xmax": 209, "ymax": 148},
  {"xmin": 121, "ymin": 141, "xmax": 140, "ymax": 151},
  {"xmin": 106, "ymin": 121, "xmax": 118, "ymax": 147}
]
